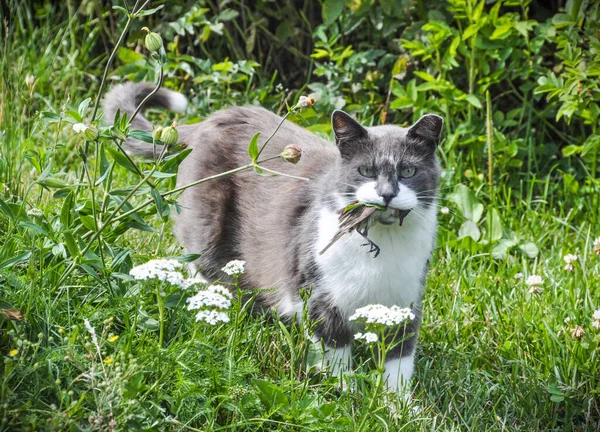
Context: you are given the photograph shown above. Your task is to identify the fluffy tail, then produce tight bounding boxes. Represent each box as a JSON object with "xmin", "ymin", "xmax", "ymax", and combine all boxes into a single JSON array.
[{"xmin": 103, "ymin": 82, "xmax": 187, "ymax": 157}]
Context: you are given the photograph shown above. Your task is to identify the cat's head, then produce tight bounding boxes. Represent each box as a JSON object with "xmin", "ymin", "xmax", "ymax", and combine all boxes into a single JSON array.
[{"xmin": 331, "ymin": 111, "xmax": 443, "ymax": 225}]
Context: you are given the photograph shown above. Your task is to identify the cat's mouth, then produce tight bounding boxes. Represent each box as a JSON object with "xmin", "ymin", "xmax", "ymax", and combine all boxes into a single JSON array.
[{"xmin": 376, "ymin": 208, "xmax": 412, "ymax": 226}]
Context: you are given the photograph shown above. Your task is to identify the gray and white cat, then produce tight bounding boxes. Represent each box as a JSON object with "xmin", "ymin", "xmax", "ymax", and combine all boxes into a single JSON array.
[{"xmin": 104, "ymin": 83, "xmax": 442, "ymax": 397}]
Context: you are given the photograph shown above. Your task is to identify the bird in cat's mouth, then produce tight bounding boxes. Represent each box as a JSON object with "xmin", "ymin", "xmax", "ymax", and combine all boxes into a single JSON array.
[{"xmin": 376, "ymin": 207, "xmax": 412, "ymax": 226}]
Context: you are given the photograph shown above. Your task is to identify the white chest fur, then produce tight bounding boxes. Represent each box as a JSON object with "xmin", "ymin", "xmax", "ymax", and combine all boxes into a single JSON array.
[{"xmin": 314, "ymin": 205, "xmax": 437, "ymax": 320}]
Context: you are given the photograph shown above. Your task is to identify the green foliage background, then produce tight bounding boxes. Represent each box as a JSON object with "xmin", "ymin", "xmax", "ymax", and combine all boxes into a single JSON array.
[{"xmin": 1, "ymin": 0, "xmax": 600, "ymax": 430}]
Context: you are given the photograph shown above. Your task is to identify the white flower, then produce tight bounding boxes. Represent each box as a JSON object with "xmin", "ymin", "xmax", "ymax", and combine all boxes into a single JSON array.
[
  {"xmin": 25, "ymin": 75, "xmax": 35, "ymax": 88},
  {"xmin": 514, "ymin": 272, "xmax": 523, "ymax": 280},
  {"xmin": 208, "ymin": 284, "xmax": 233, "ymax": 299},
  {"xmin": 528, "ymin": 286, "xmax": 543, "ymax": 295},
  {"xmin": 221, "ymin": 260, "xmax": 245, "ymax": 277},
  {"xmin": 592, "ymin": 321, "xmax": 600, "ymax": 331},
  {"xmin": 355, "ymin": 332, "xmax": 378, "ymax": 343},
  {"xmin": 181, "ymin": 276, "xmax": 208, "ymax": 290},
  {"xmin": 563, "ymin": 254, "xmax": 578, "ymax": 264},
  {"xmin": 297, "ymin": 95, "xmax": 316, "ymax": 109},
  {"xmin": 593, "ymin": 310, "xmax": 600, "ymax": 321},
  {"xmin": 27, "ymin": 208, "xmax": 43, "ymax": 218},
  {"xmin": 129, "ymin": 259, "xmax": 184, "ymax": 287},
  {"xmin": 349, "ymin": 304, "xmax": 415, "ymax": 327},
  {"xmin": 563, "ymin": 254, "xmax": 578, "ymax": 271},
  {"xmin": 187, "ymin": 290, "xmax": 231, "ymax": 310},
  {"xmin": 194, "ymin": 310, "xmax": 230, "ymax": 325},
  {"xmin": 525, "ymin": 275, "xmax": 543, "ymax": 287},
  {"xmin": 440, "ymin": 206, "xmax": 450, "ymax": 215},
  {"xmin": 73, "ymin": 123, "xmax": 87, "ymax": 133}
]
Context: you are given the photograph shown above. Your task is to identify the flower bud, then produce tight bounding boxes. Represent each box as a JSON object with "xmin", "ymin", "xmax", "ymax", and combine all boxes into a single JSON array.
[
  {"xmin": 161, "ymin": 124, "xmax": 179, "ymax": 146},
  {"xmin": 152, "ymin": 126, "xmax": 163, "ymax": 141},
  {"xmin": 281, "ymin": 145, "xmax": 302, "ymax": 164},
  {"xmin": 142, "ymin": 27, "xmax": 162, "ymax": 52},
  {"xmin": 84, "ymin": 125, "xmax": 99, "ymax": 141},
  {"xmin": 25, "ymin": 75, "xmax": 35, "ymax": 90}
]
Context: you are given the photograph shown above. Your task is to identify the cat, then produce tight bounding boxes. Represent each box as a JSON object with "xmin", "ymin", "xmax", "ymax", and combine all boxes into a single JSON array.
[{"xmin": 104, "ymin": 82, "xmax": 443, "ymax": 397}]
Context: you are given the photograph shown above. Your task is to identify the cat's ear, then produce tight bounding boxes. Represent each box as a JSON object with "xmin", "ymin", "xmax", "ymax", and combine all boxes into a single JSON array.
[
  {"xmin": 332, "ymin": 110, "xmax": 368, "ymax": 157},
  {"xmin": 332, "ymin": 110, "xmax": 367, "ymax": 142},
  {"xmin": 407, "ymin": 114, "xmax": 444, "ymax": 150}
]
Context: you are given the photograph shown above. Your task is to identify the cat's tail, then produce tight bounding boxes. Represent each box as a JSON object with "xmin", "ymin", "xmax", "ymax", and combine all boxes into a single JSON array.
[{"xmin": 103, "ymin": 82, "xmax": 187, "ymax": 157}]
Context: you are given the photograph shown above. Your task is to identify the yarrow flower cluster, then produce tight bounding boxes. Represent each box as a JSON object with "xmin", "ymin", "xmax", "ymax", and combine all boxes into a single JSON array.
[
  {"xmin": 592, "ymin": 310, "xmax": 600, "ymax": 330},
  {"xmin": 593, "ymin": 237, "xmax": 600, "ymax": 255},
  {"xmin": 26, "ymin": 208, "xmax": 43, "ymax": 218},
  {"xmin": 181, "ymin": 276, "xmax": 209, "ymax": 290},
  {"xmin": 192, "ymin": 310, "xmax": 230, "ymax": 325},
  {"xmin": 187, "ymin": 284, "xmax": 232, "ymax": 325},
  {"xmin": 563, "ymin": 254, "xmax": 578, "ymax": 272},
  {"xmin": 221, "ymin": 260, "xmax": 245, "ymax": 277},
  {"xmin": 525, "ymin": 275, "xmax": 543, "ymax": 294},
  {"xmin": 354, "ymin": 332, "xmax": 378, "ymax": 343},
  {"xmin": 440, "ymin": 206, "xmax": 450, "ymax": 215},
  {"xmin": 187, "ymin": 289, "xmax": 232, "ymax": 310},
  {"xmin": 129, "ymin": 259, "xmax": 184, "ymax": 287},
  {"xmin": 350, "ymin": 304, "xmax": 415, "ymax": 327}
]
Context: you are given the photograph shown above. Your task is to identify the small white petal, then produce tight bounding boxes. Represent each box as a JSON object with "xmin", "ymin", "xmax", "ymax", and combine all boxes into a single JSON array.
[{"xmin": 73, "ymin": 123, "xmax": 87, "ymax": 133}]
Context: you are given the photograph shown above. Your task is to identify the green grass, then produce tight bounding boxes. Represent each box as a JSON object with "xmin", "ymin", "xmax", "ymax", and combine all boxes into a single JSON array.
[{"xmin": 1, "ymin": 2, "xmax": 600, "ymax": 431}]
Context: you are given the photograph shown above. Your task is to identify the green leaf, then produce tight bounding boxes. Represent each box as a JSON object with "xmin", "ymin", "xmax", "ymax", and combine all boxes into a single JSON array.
[
  {"xmin": 485, "ymin": 207, "xmax": 503, "ymax": 242},
  {"xmin": 106, "ymin": 147, "xmax": 140, "ymax": 176},
  {"xmin": 117, "ymin": 47, "xmax": 143, "ymax": 64},
  {"xmin": 18, "ymin": 222, "xmax": 48, "ymax": 236},
  {"xmin": 78, "ymin": 98, "xmax": 92, "ymax": 118},
  {"xmin": 151, "ymin": 188, "xmax": 168, "ymax": 218},
  {"xmin": 0, "ymin": 198, "xmax": 16, "ymax": 219},
  {"xmin": 458, "ymin": 220, "xmax": 481, "ymax": 241},
  {"xmin": 129, "ymin": 130, "xmax": 154, "ymax": 144},
  {"xmin": 490, "ymin": 23, "xmax": 513, "ymax": 40},
  {"xmin": 492, "ymin": 238, "xmax": 517, "ymax": 259},
  {"xmin": 322, "ymin": 0, "xmax": 344, "ymax": 26},
  {"xmin": 63, "ymin": 231, "xmax": 80, "ymax": 258},
  {"xmin": 160, "ymin": 148, "xmax": 193, "ymax": 173},
  {"xmin": 252, "ymin": 379, "xmax": 289, "ymax": 411},
  {"xmin": 60, "ymin": 192, "xmax": 74, "ymax": 228},
  {"xmin": 173, "ymin": 254, "xmax": 201, "ymax": 263},
  {"xmin": 136, "ymin": 5, "xmax": 164, "ymax": 16},
  {"xmin": 447, "ymin": 184, "xmax": 484, "ymax": 222},
  {"xmin": 79, "ymin": 215, "xmax": 97, "ymax": 232},
  {"xmin": 561, "ymin": 144, "xmax": 583, "ymax": 157},
  {"xmin": 519, "ymin": 242, "xmax": 539, "ymax": 258},
  {"xmin": 465, "ymin": 94, "xmax": 482, "ymax": 109},
  {"xmin": 40, "ymin": 111, "xmax": 62, "ymax": 123},
  {"xmin": 552, "ymin": 13, "xmax": 576, "ymax": 28},
  {"xmin": 0, "ymin": 252, "xmax": 31, "ymax": 270},
  {"xmin": 413, "ymin": 71, "xmax": 435, "ymax": 82},
  {"xmin": 248, "ymin": 132, "xmax": 260, "ymax": 161}
]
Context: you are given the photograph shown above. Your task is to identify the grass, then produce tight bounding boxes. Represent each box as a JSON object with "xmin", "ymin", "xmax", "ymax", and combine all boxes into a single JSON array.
[{"xmin": 1, "ymin": 2, "xmax": 600, "ymax": 431}]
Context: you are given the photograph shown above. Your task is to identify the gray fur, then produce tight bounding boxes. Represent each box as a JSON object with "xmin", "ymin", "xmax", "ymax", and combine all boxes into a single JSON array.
[{"xmin": 104, "ymin": 83, "xmax": 443, "ymax": 367}]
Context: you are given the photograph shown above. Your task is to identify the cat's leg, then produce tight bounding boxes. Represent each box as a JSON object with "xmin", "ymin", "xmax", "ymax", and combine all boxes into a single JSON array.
[
  {"xmin": 383, "ymin": 315, "xmax": 421, "ymax": 400},
  {"xmin": 308, "ymin": 294, "xmax": 354, "ymax": 380},
  {"xmin": 383, "ymin": 349, "xmax": 415, "ymax": 397},
  {"xmin": 311, "ymin": 337, "xmax": 353, "ymax": 377}
]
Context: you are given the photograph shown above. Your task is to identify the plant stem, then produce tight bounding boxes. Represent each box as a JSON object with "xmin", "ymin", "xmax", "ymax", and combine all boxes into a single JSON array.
[{"xmin": 157, "ymin": 283, "xmax": 165, "ymax": 347}]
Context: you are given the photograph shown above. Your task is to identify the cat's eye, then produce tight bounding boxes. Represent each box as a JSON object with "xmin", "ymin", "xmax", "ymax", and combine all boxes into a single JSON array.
[
  {"xmin": 358, "ymin": 166, "xmax": 376, "ymax": 178},
  {"xmin": 399, "ymin": 167, "xmax": 417, "ymax": 178}
]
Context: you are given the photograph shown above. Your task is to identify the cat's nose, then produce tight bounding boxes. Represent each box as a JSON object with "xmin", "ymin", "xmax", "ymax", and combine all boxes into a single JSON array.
[{"xmin": 381, "ymin": 193, "xmax": 395, "ymax": 205}]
